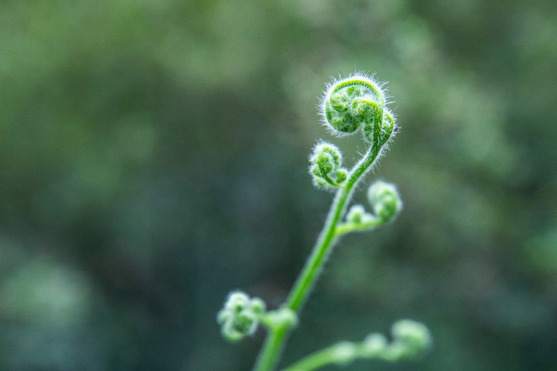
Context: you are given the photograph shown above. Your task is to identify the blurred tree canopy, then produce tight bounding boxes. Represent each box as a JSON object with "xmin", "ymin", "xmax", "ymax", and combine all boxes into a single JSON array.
[{"xmin": 1, "ymin": 0, "xmax": 556, "ymax": 370}]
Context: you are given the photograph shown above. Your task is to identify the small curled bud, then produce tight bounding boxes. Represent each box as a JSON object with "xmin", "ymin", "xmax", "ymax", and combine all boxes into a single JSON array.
[
  {"xmin": 346, "ymin": 204, "xmax": 375, "ymax": 225},
  {"xmin": 367, "ymin": 181, "xmax": 402, "ymax": 223},
  {"xmin": 217, "ymin": 291, "xmax": 266, "ymax": 342},
  {"xmin": 321, "ymin": 74, "xmax": 395, "ymax": 146},
  {"xmin": 387, "ymin": 319, "xmax": 432, "ymax": 360},
  {"xmin": 330, "ymin": 342, "xmax": 357, "ymax": 365},
  {"xmin": 309, "ymin": 142, "xmax": 348, "ymax": 189},
  {"xmin": 335, "ymin": 204, "xmax": 382, "ymax": 236},
  {"xmin": 362, "ymin": 333, "xmax": 388, "ymax": 357},
  {"xmin": 361, "ymin": 320, "xmax": 431, "ymax": 361}
]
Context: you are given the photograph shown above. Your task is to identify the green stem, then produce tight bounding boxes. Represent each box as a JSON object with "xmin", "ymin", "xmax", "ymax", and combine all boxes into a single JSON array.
[
  {"xmin": 318, "ymin": 163, "xmax": 339, "ymax": 187},
  {"xmin": 282, "ymin": 342, "xmax": 355, "ymax": 371},
  {"xmin": 335, "ymin": 219, "xmax": 382, "ymax": 236},
  {"xmin": 253, "ymin": 143, "xmax": 382, "ymax": 371},
  {"xmin": 254, "ymin": 327, "xmax": 287, "ymax": 371}
]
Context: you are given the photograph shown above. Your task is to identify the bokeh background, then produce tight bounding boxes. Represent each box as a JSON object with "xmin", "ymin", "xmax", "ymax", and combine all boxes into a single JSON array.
[{"xmin": 1, "ymin": 0, "xmax": 556, "ymax": 370}]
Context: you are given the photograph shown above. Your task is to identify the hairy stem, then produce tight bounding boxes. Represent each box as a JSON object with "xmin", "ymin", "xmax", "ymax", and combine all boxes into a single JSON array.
[
  {"xmin": 253, "ymin": 143, "xmax": 382, "ymax": 371},
  {"xmin": 335, "ymin": 219, "xmax": 382, "ymax": 236}
]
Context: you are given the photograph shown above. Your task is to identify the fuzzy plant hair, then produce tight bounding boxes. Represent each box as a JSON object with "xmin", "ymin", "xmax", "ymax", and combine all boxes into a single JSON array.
[{"xmin": 218, "ymin": 73, "xmax": 431, "ymax": 371}]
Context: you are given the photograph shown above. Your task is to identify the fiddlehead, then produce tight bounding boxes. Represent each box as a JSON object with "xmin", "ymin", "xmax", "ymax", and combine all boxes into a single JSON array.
[
  {"xmin": 217, "ymin": 292, "xmax": 298, "ymax": 343},
  {"xmin": 321, "ymin": 74, "xmax": 395, "ymax": 148},
  {"xmin": 309, "ymin": 142, "xmax": 348, "ymax": 189},
  {"xmin": 368, "ymin": 180, "xmax": 402, "ymax": 223},
  {"xmin": 217, "ymin": 291, "xmax": 266, "ymax": 342}
]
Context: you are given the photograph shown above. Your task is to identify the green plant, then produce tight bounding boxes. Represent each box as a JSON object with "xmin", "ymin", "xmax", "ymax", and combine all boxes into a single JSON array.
[{"xmin": 218, "ymin": 74, "xmax": 431, "ymax": 370}]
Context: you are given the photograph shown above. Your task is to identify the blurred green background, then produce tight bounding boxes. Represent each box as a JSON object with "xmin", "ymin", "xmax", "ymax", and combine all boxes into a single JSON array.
[{"xmin": 1, "ymin": 0, "xmax": 556, "ymax": 370}]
